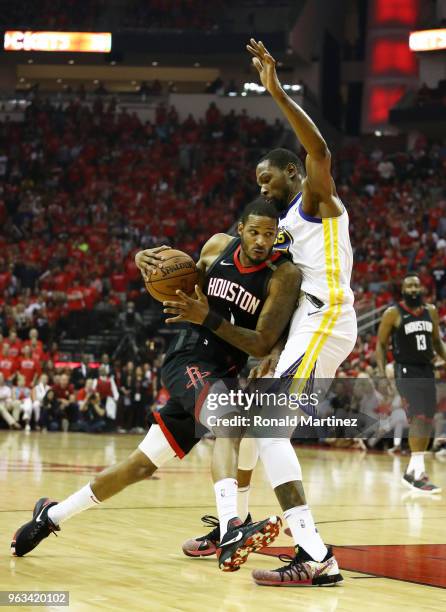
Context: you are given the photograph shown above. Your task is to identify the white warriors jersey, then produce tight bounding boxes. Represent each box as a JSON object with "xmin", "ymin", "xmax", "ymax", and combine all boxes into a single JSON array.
[{"xmin": 275, "ymin": 192, "xmax": 354, "ymax": 306}]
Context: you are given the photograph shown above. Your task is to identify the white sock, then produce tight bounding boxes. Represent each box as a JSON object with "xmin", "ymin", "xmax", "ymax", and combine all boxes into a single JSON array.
[
  {"xmin": 237, "ymin": 485, "xmax": 250, "ymax": 522},
  {"xmin": 284, "ymin": 505, "xmax": 328, "ymax": 562},
  {"xmin": 47, "ymin": 483, "xmax": 100, "ymax": 526},
  {"xmin": 214, "ymin": 478, "xmax": 238, "ymax": 537},
  {"xmin": 407, "ymin": 452, "xmax": 425, "ymax": 479}
]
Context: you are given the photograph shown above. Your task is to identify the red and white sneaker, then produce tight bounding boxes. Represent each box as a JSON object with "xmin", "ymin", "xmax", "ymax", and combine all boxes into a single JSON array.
[
  {"xmin": 252, "ymin": 546, "xmax": 343, "ymax": 587},
  {"xmin": 217, "ymin": 515, "xmax": 281, "ymax": 572},
  {"xmin": 182, "ymin": 515, "xmax": 220, "ymax": 557}
]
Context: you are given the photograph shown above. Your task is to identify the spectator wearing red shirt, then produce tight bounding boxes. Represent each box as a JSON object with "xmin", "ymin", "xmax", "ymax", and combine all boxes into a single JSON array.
[
  {"xmin": 5, "ymin": 330, "xmax": 22, "ymax": 359},
  {"xmin": 52, "ymin": 373, "xmax": 75, "ymax": 403},
  {"xmin": 52, "ymin": 373, "xmax": 79, "ymax": 428},
  {"xmin": 22, "ymin": 328, "xmax": 44, "ymax": 359},
  {"xmin": 0, "ymin": 343, "xmax": 17, "ymax": 382},
  {"xmin": 17, "ymin": 345, "xmax": 42, "ymax": 387}
]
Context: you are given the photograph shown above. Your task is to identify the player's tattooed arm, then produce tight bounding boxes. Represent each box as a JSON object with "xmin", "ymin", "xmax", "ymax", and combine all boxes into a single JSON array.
[
  {"xmin": 213, "ymin": 262, "xmax": 300, "ymax": 358},
  {"xmin": 164, "ymin": 261, "xmax": 301, "ymax": 358},
  {"xmin": 376, "ymin": 306, "xmax": 399, "ymax": 376},
  {"xmin": 427, "ymin": 304, "xmax": 446, "ymax": 361},
  {"xmin": 247, "ymin": 38, "xmax": 341, "ymax": 219}
]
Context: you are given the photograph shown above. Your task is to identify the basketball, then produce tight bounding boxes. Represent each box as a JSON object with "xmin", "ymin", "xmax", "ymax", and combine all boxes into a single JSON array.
[{"xmin": 145, "ymin": 248, "xmax": 198, "ymax": 302}]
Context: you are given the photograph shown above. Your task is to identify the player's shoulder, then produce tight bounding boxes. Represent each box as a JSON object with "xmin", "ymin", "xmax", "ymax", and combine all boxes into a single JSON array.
[
  {"xmin": 270, "ymin": 258, "xmax": 301, "ymax": 282},
  {"xmin": 383, "ymin": 304, "xmax": 399, "ymax": 320},
  {"xmin": 201, "ymin": 233, "xmax": 234, "ymax": 255}
]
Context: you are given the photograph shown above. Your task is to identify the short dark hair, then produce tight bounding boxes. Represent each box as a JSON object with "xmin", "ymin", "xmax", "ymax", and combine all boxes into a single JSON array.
[
  {"xmin": 240, "ymin": 197, "xmax": 280, "ymax": 225},
  {"xmin": 403, "ymin": 271, "xmax": 420, "ymax": 281},
  {"xmin": 258, "ymin": 147, "xmax": 305, "ymax": 176}
]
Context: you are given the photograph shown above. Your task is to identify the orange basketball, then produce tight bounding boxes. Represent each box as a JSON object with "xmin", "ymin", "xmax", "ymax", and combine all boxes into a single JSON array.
[{"xmin": 145, "ymin": 249, "xmax": 198, "ymax": 302}]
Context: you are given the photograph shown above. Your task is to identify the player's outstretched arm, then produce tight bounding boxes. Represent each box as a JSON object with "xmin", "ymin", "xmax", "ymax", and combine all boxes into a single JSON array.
[
  {"xmin": 376, "ymin": 306, "xmax": 398, "ymax": 376},
  {"xmin": 163, "ymin": 261, "xmax": 301, "ymax": 359},
  {"xmin": 247, "ymin": 38, "xmax": 340, "ymax": 218}
]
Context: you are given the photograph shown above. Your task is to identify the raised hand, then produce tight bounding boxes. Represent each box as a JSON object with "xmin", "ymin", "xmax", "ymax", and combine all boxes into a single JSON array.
[{"xmin": 246, "ymin": 38, "xmax": 281, "ymax": 94}]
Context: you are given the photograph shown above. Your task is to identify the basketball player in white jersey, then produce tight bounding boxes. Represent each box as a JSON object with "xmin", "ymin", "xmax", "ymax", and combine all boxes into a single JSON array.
[{"xmin": 243, "ymin": 39, "xmax": 357, "ymax": 586}]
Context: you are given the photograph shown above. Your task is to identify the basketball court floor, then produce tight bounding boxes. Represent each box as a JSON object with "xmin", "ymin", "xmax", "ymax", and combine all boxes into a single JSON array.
[{"xmin": 1, "ymin": 431, "xmax": 445, "ymax": 611}]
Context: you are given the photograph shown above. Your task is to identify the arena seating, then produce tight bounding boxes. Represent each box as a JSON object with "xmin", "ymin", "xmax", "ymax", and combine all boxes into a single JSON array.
[{"xmin": 1, "ymin": 94, "xmax": 446, "ymax": 434}]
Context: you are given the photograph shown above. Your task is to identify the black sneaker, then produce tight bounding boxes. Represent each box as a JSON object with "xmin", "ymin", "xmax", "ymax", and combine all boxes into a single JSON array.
[
  {"xmin": 182, "ymin": 513, "xmax": 253, "ymax": 557},
  {"xmin": 252, "ymin": 545, "xmax": 344, "ymax": 586},
  {"xmin": 217, "ymin": 515, "xmax": 281, "ymax": 572},
  {"xmin": 11, "ymin": 497, "xmax": 60, "ymax": 557}
]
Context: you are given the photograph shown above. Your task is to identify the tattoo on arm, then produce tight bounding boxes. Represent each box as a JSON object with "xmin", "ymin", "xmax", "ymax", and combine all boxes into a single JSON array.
[{"xmin": 212, "ymin": 263, "xmax": 301, "ymax": 359}]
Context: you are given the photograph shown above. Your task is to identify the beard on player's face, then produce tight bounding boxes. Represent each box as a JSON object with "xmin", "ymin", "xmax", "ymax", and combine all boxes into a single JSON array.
[
  {"xmin": 402, "ymin": 291, "xmax": 423, "ymax": 308},
  {"xmin": 240, "ymin": 234, "xmax": 273, "ymax": 265},
  {"xmin": 257, "ymin": 163, "xmax": 297, "ymax": 212},
  {"xmin": 263, "ymin": 193, "xmax": 289, "ymax": 212}
]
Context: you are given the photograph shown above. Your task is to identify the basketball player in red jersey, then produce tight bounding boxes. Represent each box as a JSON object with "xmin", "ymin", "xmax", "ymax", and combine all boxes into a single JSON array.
[{"xmin": 12, "ymin": 200, "xmax": 301, "ymax": 573}]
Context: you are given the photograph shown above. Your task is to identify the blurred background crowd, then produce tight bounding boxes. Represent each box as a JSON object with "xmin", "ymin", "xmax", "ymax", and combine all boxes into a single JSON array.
[{"xmin": 1, "ymin": 0, "xmax": 446, "ymax": 453}]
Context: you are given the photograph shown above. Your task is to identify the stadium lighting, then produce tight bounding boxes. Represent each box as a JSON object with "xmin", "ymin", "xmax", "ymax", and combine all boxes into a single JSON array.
[
  {"xmin": 4, "ymin": 31, "xmax": 112, "ymax": 53},
  {"xmin": 243, "ymin": 82, "xmax": 267, "ymax": 93},
  {"xmin": 409, "ymin": 28, "xmax": 446, "ymax": 52},
  {"xmin": 291, "ymin": 84, "xmax": 301, "ymax": 91}
]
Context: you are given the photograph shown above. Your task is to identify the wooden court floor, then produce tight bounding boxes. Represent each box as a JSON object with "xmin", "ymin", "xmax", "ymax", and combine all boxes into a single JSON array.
[{"xmin": 0, "ymin": 431, "xmax": 445, "ymax": 611}]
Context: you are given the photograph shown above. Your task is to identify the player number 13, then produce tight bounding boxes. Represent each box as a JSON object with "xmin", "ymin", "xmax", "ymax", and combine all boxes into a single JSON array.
[{"xmin": 416, "ymin": 334, "xmax": 427, "ymax": 351}]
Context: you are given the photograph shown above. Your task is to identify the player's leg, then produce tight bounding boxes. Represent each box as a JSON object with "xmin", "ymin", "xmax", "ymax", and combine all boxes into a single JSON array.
[
  {"xmin": 252, "ymin": 306, "xmax": 355, "ymax": 586},
  {"xmin": 236, "ymin": 436, "xmax": 259, "ymax": 520},
  {"xmin": 182, "ymin": 437, "xmax": 258, "ymax": 558},
  {"xmin": 198, "ymin": 380, "xmax": 281, "ymax": 571},
  {"xmin": 211, "ymin": 431, "xmax": 280, "ymax": 571},
  {"xmin": 398, "ymin": 367, "xmax": 441, "ymax": 493},
  {"xmin": 11, "ymin": 398, "xmax": 193, "ymax": 557}
]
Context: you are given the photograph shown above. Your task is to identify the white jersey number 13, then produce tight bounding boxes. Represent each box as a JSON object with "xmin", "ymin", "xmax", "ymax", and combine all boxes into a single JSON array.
[{"xmin": 416, "ymin": 334, "xmax": 427, "ymax": 351}]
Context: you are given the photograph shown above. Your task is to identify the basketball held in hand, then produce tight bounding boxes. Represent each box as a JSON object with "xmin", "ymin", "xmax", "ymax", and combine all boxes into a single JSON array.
[{"xmin": 145, "ymin": 249, "xmax": 198, "ymax": 302}]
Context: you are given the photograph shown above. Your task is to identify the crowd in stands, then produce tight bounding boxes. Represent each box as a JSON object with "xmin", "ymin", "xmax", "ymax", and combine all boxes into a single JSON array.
[
  {"xmin": 413, "ymin": 82, "xmax": 446, "ymax": 110},
  {"xmin": 335, "ymin": 135, "xmax": 446, "ymax": 375},
  {"xmin": 0, "ymin": 97, "xmax": 281, "ymax": 345},
  {"xmin": 0, "ymin": 0, "xmax": 106, "ymax": 30},
  {"xmin": 0, "ymin": 0, "xmax": 228, "ymax": 31},
  {"xmin": 0, "ymin": 328, "xmax": 166, "ymax": 432},
  {"xmin": 122, "ymin": 0, "xmax": 227, "ymax": 31},
  {"xmin": 1, "ymin": 93, "xmax": 446, "ymax": 446}
]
